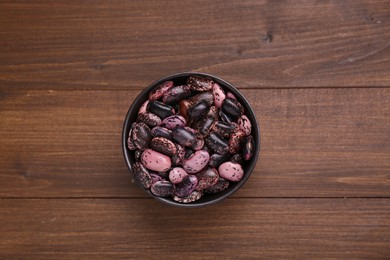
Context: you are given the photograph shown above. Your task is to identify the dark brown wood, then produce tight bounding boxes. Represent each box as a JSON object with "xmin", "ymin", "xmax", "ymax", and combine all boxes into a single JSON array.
[
  {"xmin": 0, "ymin": 88, "xmax": 389, "ymax": 198},
  {"xmin": 0, "ymin": 199, "xmax": 389, "ymax": 259},
  {"xmin": 1, "ymin": 0, "xmax": 389, "ymax": 258},
  {"xmin": 1, "ymin": 0, "xmax": 390, "ymax": 90}
]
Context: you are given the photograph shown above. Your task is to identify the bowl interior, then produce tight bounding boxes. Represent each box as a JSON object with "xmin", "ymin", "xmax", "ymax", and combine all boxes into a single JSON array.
[{"xmin": 122, "ymin": 72, "xmax": 260, "ymax": 207}]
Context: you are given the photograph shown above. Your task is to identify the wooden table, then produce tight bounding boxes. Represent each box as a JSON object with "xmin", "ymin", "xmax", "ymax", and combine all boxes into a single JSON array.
[{"xmin": 1, "ymin": 1, "xmax": 389, "ymax": 258}]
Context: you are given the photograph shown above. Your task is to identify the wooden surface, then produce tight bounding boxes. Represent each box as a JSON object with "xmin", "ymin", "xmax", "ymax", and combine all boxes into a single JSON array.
[{"xmin": 0, "ymin": 0, "xmax": 389, "ymax": 259}]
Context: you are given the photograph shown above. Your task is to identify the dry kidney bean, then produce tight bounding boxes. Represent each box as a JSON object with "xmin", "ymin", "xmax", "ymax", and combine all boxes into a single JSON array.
[
  {"xmin": 141, "ymin": 149, "xmax": 171, "ymax": 172},
  {"xmin": 188, "ymin": 101, "xmax": 210, "ymax": 121},
  {"xmin": 147, "ymin": 101, "xmax": 175, "ymax": 119},
  {"xmin": 228, "ymin": 129, "xmax": 246, "ymax": 154},
  {"xmin": 150, "ymin": 137, "xmax": 177, "ymax": 157},
  {"xmin": 184, "ymin": 149, "xmax": 194, "ymax": 159},
  {"xmin": 230, "ymin": 154, "xmax": 244, "ymax": 165},
  {"xmin": 149, "ymin": 81, "xmax": 174, "ymax": 101},
  {"xmin": 162, "ymin": 85, "xmax": 191, "ymax": 104},
  {"xmin": 128, "ymin": 76, "xmax": 255, "ymax": 203},
  {"xmin": 212, "ymin": 83, "xmax": 226, "ymax": 108},
  {"xmin": 151, "ymin": 126, "xmax": 172, "ymax": 139},
  {"xmin": 212, "ymin": 121, "xmax": 238, "ymax": 138},
  {"xmin": 132, "ymin": 162, "xmax": 152, "ymax": 189},
  {"xmin": 188, "ymin": 91, "xmax": 214, "ymax": 107},
  {"xmin": 182, "ymin": 150, "xmax": 210, "ymax": 174},
  {"xmin": 178, "ymin": 100, "xmax": 191, "ymax": 122},
  {"xmin": 134, "ymin": 150, "xmax": 142, "ymax": 162},
  {"xmin": 137, "ymin": 112, "xmax": 161, "ymax": 127},
  {"xmin": 195, "ymin": 167, "xmax": 219, "ymax": 190},
  {"xmin": 151, "ymin": 180, "xmax": 174, "ymax": 197},
  {"xmin": 222, "ymin": 98, "xmax": 244, "ymax": 120},
  {"xmin": 150, "ymin": 173, "xmax": 164, "ymax": 184},
  {"xmin": 226, "ymin": 92, "xmax": 237, "ymax": 100},
  {"xmin": 132, "ymin": 122, "xmax": 152, "ymax": 150},
  {"xmin": 161, "ymin": 115, "xmax": 186, "ymax": 130},
  {"xmin": 207, "ymin": 106, "xmax": 219, "ymax": 121},
  {"xmin": 169, "ymin": 167, "xmax": 188, "ymax": 184},
  {"xmin": 238, "ymin": 115, "xmax": 252, "ymax": 136},
  {"xmin": 174, "ymin": 175, "xmax": 198, "ymax": 197},
  {"xmin": 172, "ymin": 127, "xmax": 197, "ymax": 147},
  {"xmin": 195, "ymin": 115, "xmax": 215, "ymax": 138},
  {"xmin": 218, "ymin": 161, "xmax": 244, "ymax": 182},
  {"xmin": 209, "ymin": 153, "xmax": 229, "ymax": 168},
  {"xmin": 138, "ymin": 100, "xmax": 149, "ymax": 114},
  {"xmin": 205, "ymin": 132, "xmax": 229, "ymax": 154},
  {"xmin": 242, "ymin": 135, "xmax": 255, "ymax": 161},
  {"xmin": 204, "ymin": 177, "xmax": 230, "ymax": 194},
  {"xmin": 173, "ymin": 190, "xmax": 203, "ymax": 203},
  {"xmin": 187, "ymin": 76, "xmax": 213, "ymax": 92},
  {"xmin": 219, "ymin": 109, "xmax": 236, "ymax": 123},
  {"xmin": 191, "ymin": 138, "xmax": 204, "ymax": 151},
  {"xmin": 127, "ymin": 123, "xmax": 137, "ymax": 150}
]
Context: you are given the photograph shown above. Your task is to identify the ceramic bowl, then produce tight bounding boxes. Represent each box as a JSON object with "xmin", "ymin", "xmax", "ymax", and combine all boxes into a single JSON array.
[{"xmin": 122, "ymin": 72, "xmax": 260, "ymax": 207}]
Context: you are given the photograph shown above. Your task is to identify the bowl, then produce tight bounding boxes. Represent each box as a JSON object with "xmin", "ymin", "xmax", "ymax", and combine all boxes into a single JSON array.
[{"xmin": 122, "ymin": 72, "xmax": 260, "ymax": 207}]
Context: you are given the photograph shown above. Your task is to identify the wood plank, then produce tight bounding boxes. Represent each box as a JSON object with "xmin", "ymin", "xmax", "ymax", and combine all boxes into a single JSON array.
[
  {"xmin": 1, "ymin": 0, "xmax": 389, "ymax": 90},
  {"xmin": 0, "ymin": 198, "xmax": 389, "ymax": 258},
  {"xmin": 0, "ymin": 88, "xmax": 389, "ymax": 198}
]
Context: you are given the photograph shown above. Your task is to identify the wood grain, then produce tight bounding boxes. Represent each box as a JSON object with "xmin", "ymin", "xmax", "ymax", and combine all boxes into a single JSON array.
[
  {"xmin": 1, "ymin": 88, "xmax": 389, "ymax": 198},
  {"xmin": 0, "ymin": 198, "xmax": 389, "ymax": 259},
  {"xmin": 1, "ymin": 0, "xmax": 390, "ymax": 258},
  {"xmin": 1, "ymin": 0, "xmax": 389, "ymax": 90}
]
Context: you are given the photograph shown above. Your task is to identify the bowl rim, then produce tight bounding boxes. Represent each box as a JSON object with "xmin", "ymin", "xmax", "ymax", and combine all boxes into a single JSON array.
[{"xmin": 122, "ymin": 72, "xmax": 261, "ymax": 208}]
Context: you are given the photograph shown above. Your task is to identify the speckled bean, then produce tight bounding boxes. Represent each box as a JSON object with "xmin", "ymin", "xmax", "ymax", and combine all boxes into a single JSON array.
[
  {"xmin": 226, "ymin": 92, "xmax": 237, "ymax": 100},
  {"xmin": 161, "ymin": 115, "xmax": 186, "ymax": 130},
  {"xmin": 173, "ymin": 190, "xmax": 203, "ymax": 203},
  {"xmin": 209, "ymin": 153, "xmax": 229, "ymax": 168},
  {"xmin": 205, "ymin": 132, "xmax": 229, "ymax": 154},
  {"xmin": 204, "ymin": 177, "xmax": 230, "ymax": 194},
  {"xmin": 212, "ymin": 83, "xmax": 226, "ymax": 108},
  {"xmin": 195, "ymin": 115, "xmax": 215, "ymax": 138},
  {"xmin": 138, "ymin": 100, "xmax": 149, "ymax": 114},
  {"xmin": 141, "ymin": 149, "xmax": 172, "ymax": 172},
  {"xmin": 172, "ymin": 127, "xmax": 197, "ymax": 147},
  {"xmin": 162, "ymin": 85, "xmax": 192, "ymax": 104},
  {"xmin": 196, "ymin": 167, "xmax": 219, "ymax": 190},
  {"xmin": 188, "ymin": 101, "xmax": 210, "ymax": 121},
  {"xmin": 182, "ymin": 150, "xmax": 210, "ymax": 174},
  {"xmin": 221, "ymin": 98, "xmax": 244, "ymax": 121},
  {"xmin": 191, "ymin": 138, "xmax": 204, "ymax": 151},
  {"xmin": 137, "ymin": 112, "xmax": 162, "ymax": 127},
  {"xmin": 149, "ymin": 81, "xmax": 174, "ymax": 101},
  {"xmin": 229, "ymin": 129, "xmax": 246, "ymax": 154},
  {"xmin": 132, "ymin": 122, "xmax": 152, "ymax": 150},
  {"xmin": 150, "ymin": 137, "xmax": 177, "ymax": 156},
  {"xmin": 151, "ymin": 180, "xmax": 175, "ymax": 197},
  {"xmin": 127, "ymin": 123, "xmax": 137, "ymax": 150},
  {"xmin": 212, "ymin": 121, "xmax": 238, "ymax": 138},
  {"xmin": 218, "ymin": 161, "xmax": 244, "ymax": 182},
  {"xmin": 243, "ymin": 135, "xmax": 255, "ymax": 161},
  {"xmin": 188, "ymin": 91, "xmax": 214, "ymax": 106},
  {"xmin": 187, "ymin": 76, "xmax": 213, "ymax": 92},
  {"xmin": 238, "ymin": 115, "xmax": 252, "ymax": 136},
  {"xmin": 150, "ymin": 173, "xmax": 163, "ymax": 184},
  {"xmin": 132, "ymin": 162, "xmax": 152, "ymax": 189},
  {"xmin": 169, "ymin": 167, "xmax": 188, "ymax": 184},
  {"xmin": 174, "ymin": 175, "xmax": 198, "ymax": 197},
  {"xmin": 151, "ymin": 126, "xmax": 172, "ymax": 139},
  {"xmin": 147, "ymin": 100, "xmax": 175, "ymax": 119}
]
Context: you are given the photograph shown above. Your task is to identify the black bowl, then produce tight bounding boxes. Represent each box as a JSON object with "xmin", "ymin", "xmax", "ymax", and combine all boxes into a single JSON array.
[{"xmin": 122, "ymin": 72, "xmax": 260, "ymax": 207}]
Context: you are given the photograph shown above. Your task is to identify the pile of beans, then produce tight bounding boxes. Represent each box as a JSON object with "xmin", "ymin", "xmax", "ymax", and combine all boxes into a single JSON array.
[{"xmin": 127, "ymin": 76, "xmax": 255, "ymax": 203}]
